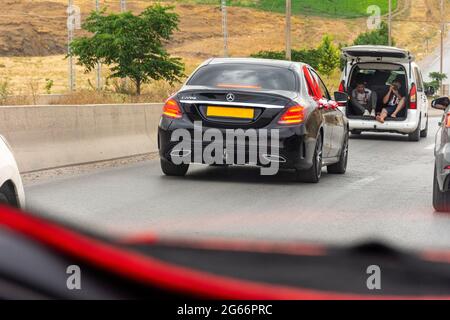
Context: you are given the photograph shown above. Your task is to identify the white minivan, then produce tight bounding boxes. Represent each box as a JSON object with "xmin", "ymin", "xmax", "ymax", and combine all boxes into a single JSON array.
[{"xmin": 338, "ymin": 45, "xmax": 433, "ymax": 141}]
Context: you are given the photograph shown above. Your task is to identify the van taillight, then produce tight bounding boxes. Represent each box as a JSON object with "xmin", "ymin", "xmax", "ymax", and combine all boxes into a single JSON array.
[
  {"xmin": 409, "ymin": 84, "xmax": 417, "ymax": 109},
  {"xmin": 338, "ymin": 80, "xmax": 345, "ymax": 92},
  {"xmin": 162, "ymin": 98, "xmax": 182, "ymax": 119}
]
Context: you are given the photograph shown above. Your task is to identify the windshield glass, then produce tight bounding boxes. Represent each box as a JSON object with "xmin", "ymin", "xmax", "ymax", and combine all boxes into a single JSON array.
[{"xmin": 2, "ymin": 0, "xmax": 450, "ymax": 302}]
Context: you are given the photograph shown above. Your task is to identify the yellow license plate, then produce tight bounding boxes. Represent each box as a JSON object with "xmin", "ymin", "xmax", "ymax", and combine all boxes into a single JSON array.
[{"xmin": 206, "ymin": 106, "xmax": 254, "ymax": 119}]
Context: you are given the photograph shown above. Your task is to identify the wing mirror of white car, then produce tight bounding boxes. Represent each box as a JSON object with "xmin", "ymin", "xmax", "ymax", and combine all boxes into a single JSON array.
[
  {"xmin": 334, "ymin": 91, "xmax": 349, "ymax": 106},
  {"xmin": 431, "ymin": 97, "xmax": 450, "ymax": 111}
]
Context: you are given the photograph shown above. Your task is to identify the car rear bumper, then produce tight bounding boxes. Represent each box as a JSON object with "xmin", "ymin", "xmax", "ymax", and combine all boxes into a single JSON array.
[
  {"xmin": 158, "ymin": 118, "xmax": 317, "ymax": 170},
  {"xmin": 348, "ymin": 110, "xmax": 420, "ymax": 134}
]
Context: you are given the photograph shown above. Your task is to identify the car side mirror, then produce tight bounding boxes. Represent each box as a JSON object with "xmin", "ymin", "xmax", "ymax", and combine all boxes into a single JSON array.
[
  {"xmin": 425, "ymin": 86, "xmax": 435, "ymax": 96},
  {"xmin": 334, "ymin": 91, "xmax": 349, "ymax": 106},
  {"xmin": 431, "ymin": 97, "xmax": 450, "ymax": 110}
]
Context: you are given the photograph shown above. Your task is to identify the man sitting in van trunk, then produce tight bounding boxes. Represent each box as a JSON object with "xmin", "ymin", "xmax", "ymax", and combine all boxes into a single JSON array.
[
  {"xmin": 376, "ymin": 76, "xmax": 406, "ymax": 123},
  {"xmin": 350, "ymin": 81, "xmax": 377, "ymax": 117}
]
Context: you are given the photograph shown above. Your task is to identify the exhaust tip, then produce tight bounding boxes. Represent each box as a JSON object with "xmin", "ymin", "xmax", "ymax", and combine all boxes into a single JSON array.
[
  {"xmin": 170, "ymin": 149, "xmax": 191, "ymax": 158},
  {"xmin": 262, "ymin": 154, "xmax": 286, "ymax": 163}
]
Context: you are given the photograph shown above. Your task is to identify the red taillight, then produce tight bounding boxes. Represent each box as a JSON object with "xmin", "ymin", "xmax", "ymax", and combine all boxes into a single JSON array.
[
  {"xmin": 162, "ymin": 98, "xmax": 182, "ymax": 119},
  {"xmin": 278, "ymin": 105, "xmax": 305, "ymax": 125},
  {"xmin": 338, "ymin": 80, "xmax": 345, "ymax": 92},
  {"xmin": 409, "ymin": 84, "xmax": 417, "ymax": 110}
]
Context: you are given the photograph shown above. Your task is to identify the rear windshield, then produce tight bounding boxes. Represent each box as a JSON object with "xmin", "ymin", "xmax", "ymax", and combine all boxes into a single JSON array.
[{"xmin": 187, "ymin": 64, "xmax": 297, "ymax": 91}]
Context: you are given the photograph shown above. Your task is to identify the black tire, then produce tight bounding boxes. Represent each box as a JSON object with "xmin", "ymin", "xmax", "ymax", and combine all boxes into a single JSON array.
[
  {"xmin": 351, "ymin": 130, "xmax": 361, "ymax": 135},
  {"xmin": 160, "ymin": 158, "xmax": 189, "ymax": 176},
  {"xmin": 433, "ymin": 166, "xmax": 450, "ymax": 212},
  {"xmin": 0, "ymin": 183, "xmax": 18, "ymax": 207},
  {"xmin": 420, "ymin": 116, "xmax": 428, "ymax": 138},
  {"xmin": 327, "ymin": 132, "xmax": 349, "ymax": 174},
  {"xmin": 408, "ymin": 118, "xmax": 421, "ymax": 141},
  {"xmin": 295, "ymin": 133, "xmax": 323, "ymax": 183}
]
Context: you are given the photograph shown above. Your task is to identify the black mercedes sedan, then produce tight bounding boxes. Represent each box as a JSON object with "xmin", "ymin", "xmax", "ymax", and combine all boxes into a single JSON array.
[{"xmin": 158, "ymin": 58, "xmax": 349, "ymax": 183}]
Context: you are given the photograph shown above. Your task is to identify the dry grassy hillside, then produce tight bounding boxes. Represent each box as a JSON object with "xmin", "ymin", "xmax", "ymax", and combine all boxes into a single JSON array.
[{"xmin": 0, "ymin": 0, "xmax": 447, "ymax": 98}]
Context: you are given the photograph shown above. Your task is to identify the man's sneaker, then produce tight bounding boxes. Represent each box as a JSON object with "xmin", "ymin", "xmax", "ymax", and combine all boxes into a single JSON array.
[
  {"xmin": 370, "ymin": 110, "xmax": 376, "ymax": 117},
  {"xmin": 363, "ymin": 110, "xmax": 370, "ymax": 116}
]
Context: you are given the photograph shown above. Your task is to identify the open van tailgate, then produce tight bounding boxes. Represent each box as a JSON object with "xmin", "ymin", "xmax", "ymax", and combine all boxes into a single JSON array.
[{"xmin": 342, "ymin": 45, "xmax": 414, "ymax": 64}]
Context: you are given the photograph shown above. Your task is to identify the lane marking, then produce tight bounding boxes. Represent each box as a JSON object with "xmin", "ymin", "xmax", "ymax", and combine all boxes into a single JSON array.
[
  {"xmin": 350, "ymin": 176, "xmax": 379, "ymax": 188},
  {"xmin": 425, "ymin": 144, "xmax": 435, "ymax": 150}
]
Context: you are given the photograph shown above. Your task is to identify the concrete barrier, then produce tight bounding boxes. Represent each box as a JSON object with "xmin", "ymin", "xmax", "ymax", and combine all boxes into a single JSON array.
[{"xmin": 0, "ymin": 103, "xmax": 163, "ymax": 173}]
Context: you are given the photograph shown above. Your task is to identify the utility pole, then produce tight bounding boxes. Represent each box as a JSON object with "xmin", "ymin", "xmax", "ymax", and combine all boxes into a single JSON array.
[
  {"xmin": 120, "ymin": 0, "xmax": 128, "ymax": 90},
  {"xmin": 96, "ymin": 0, "xmax": 101, "ymax": 91},
  {"xmin": 388, "ymin": 0, "xmax": 392, "ymax": 46},
  {"xmin": 285, "ymin": 0, "xmax": 291, "ymax": 60},
  {"xmin": 440, "ymin": 0, "xmax": 445, "ymax": 93},
  {"xmin": 221, "ymin": 0, "xmax": 228, "ymax": 57},
  {"xmin": 68, "ymin": 0, "xmax": 75, "ymax": 91}
]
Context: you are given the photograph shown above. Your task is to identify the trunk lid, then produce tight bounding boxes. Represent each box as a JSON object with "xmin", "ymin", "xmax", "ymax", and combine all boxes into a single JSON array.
[{"xmin": 177, "ymin": 87, "xmax": 295, "ymax": 129}]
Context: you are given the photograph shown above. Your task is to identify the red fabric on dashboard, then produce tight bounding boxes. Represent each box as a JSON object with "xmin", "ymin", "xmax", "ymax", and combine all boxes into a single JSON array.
[{"xmin": 1, "ymin": 205, "xmax": 449, "ymax": 300}]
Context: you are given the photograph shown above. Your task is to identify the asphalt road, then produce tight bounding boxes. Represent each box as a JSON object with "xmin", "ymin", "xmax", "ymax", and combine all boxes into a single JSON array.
[
  {"xmin": 25, "ymin": 117, "xmax": 450, "ymax": 250},
  {"xmin": 420, "ymin": 32, "xmax": 450, "ymax": 84}
]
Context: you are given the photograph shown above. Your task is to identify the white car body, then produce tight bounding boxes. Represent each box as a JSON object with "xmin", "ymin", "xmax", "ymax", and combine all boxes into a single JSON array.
[
  {"xmin": 0, "ymin": 135, "xmax": 25, "ymax": 208},
  {"xmin": 339, "ymin": 45, "xmax": 429, "ymax": 136}
]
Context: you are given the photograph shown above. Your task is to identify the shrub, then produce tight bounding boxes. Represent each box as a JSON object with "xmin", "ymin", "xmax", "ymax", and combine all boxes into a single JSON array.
[
  {"xmin": 251, "ymin": 48, "xmax": 321, "ymax": 70},
  {"xmin": 353, "ymin": 21, "xmax": 394, "ymax": 46},
  {"xmin": 0, "ymin": 78, "xmax": 10, "ymax": 105},
  {"xmin": 251, "ymin": 35, "xmax": 340, "ymax": 78}
]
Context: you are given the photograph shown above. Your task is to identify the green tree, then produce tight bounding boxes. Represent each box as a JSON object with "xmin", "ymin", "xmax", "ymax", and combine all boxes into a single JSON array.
[
  {"xmin": 70, "ymin": 5, "xmax": 185, "ymax": 95},
  {"xmin": 317, "ymin": 35, "xmax": 340, "ymax": 78},
  {"xmin": 353, "ymin": 21, "xmax": 394, "ymax": 46},
  {"xmin": 428, "ymin": 72, "xmax": 448, "ymax": 93}
]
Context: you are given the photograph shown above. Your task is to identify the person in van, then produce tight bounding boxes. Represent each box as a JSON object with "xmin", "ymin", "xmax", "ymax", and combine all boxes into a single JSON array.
[
  {"xmin": 350, "ymin": 81, "xmax": 377, "ymax": 117},
  {"xmin": 376, "ymin": 76, "xmax": 406, "ymax": 123}
]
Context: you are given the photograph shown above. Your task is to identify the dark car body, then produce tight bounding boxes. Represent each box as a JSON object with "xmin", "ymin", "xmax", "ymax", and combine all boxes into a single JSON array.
[
  {"xmin": 432, "ymin": 96, "xmax": 450, "ymax": 211},
  {"xmin": 158, "ymin": 58, "xmax": 349, "ymax": 182}
]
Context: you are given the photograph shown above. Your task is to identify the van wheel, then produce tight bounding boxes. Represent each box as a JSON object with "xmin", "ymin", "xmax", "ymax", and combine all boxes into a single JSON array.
[
  {"xmin": 408, "ymin": 119, "xmax": 421, "ymax": 141},
  {"xmin": 0, "ymin": 183, "xmax": 18, "ymax": 207},
  {"xmin": 160, "ymin": 158, "xmax": 189, "ymax": 176},
  {"xmin": 296, "ymin": 134, "xmax": 322, "ymax": 183},
  {"xmin": 328, "ymin": 133, "xmax": 348, "ymax": 174},
  {"xmin": 420, "ymin": 116, "xmax": 428, "ymax": 138},
  {"xmin": 433, "ymin": 167, "xmax": 450, "ymax": 212}
]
